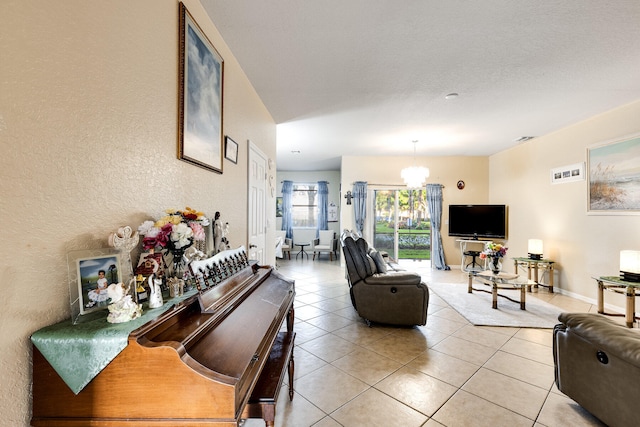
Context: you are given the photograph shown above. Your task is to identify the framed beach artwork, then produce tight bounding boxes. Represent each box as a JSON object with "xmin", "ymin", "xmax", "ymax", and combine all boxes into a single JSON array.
[
  {"xmin": 178, "ymin": 2, "xmax": 224, "ymax": 173},
  {"xmin": 587, "ymin": 133, "xmax": 640, "ymax": 214}
]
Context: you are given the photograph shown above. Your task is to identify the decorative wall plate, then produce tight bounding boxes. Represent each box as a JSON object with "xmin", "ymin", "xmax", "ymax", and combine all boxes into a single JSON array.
[{"xmin": 457, "ymin": 180, "xmax": 465, "ymax": 190}]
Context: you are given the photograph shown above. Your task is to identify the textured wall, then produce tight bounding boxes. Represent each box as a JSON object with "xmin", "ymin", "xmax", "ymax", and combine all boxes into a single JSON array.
[
  {"xmin": 0, "ymin": 1, "xmax": 275, "ymax": 425},
  {"xmin": 490, "ymin": 100, "xmax": 640, "ymax": 306}
]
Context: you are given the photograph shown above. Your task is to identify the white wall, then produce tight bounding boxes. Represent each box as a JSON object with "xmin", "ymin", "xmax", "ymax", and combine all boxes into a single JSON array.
[
  {"xmin": 490, "ymin": 100, "xmax": 640, "ymax": 309},
  {"xmin": 0, "ymin": 1, "xmax": 276, "ymax": 424}
]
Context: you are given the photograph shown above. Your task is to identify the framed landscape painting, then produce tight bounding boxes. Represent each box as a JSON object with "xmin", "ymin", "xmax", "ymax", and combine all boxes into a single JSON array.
[
  {"xmin": 588, "ymin": 133, "xmax": 640, "ymax": 214},
  {"xmin": 178, "ymin": 2, "xmax": 224, "ymax": 173}
]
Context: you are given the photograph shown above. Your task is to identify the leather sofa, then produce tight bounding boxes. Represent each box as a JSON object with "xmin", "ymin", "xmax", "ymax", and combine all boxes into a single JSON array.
[
  {"xmin": 553, "ymin": 312, "xmax": 640, "ymax": 427},
  {"xmin": 340, "ymin": 231, "xmax": 429, "ymax": 326}
]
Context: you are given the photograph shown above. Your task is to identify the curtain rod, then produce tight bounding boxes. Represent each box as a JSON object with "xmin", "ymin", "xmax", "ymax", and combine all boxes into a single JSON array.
[
  {"xmin": 352, "ymin": 183, "xmax": 444, "ymax": 188},
  {"xmin": 280, "ymin": 181, "xmax": 329, "ymax": 184}
]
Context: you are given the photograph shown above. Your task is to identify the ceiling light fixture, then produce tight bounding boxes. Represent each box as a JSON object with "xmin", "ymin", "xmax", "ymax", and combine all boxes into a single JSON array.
[
  {"xmin": 445, "ymin": 93, "xmax": 459, "ymax": 99},
  {"xmin": 401, "ymin": 140, "xmax": 430, "ymax": 188}
]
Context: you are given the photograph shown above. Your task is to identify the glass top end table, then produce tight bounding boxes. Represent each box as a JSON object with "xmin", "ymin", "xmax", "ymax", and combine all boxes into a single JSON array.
[{"xmin": 471, "ymin": 271, "xmax": 535, "ymax": 310}]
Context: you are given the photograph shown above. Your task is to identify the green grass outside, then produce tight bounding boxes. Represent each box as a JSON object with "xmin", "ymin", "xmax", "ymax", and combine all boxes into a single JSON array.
[
  {"xmin": 375, "ymin": 223, "xmax": 432, "ymax": 260},
  {"xmin": 375, "ymin": 223, "xmax": 431, "ymax": 234}
]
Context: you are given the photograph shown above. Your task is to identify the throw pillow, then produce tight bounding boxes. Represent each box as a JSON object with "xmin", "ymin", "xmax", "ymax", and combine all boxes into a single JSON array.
[{"xmin": 370, "ymin": 250, "xmax": 388, "ymax": 273}]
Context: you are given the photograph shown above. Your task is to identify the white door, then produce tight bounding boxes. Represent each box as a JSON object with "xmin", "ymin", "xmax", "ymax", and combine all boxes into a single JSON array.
[{"xmin": 248, "ymin": 141, "xmax": 267, "ymax": 263}]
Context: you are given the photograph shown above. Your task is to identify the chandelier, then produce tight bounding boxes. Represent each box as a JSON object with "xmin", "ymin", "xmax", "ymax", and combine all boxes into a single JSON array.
[{"xmin": 401, "ymin": 140, "xmax": 429, "ymax": 188}]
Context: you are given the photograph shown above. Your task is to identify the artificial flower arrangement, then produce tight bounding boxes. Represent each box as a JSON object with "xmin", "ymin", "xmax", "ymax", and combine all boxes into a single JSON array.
[
  {"xmin": 480, "ymin": 242, "xmax": 508, "ymax": 273},
  {"xmin": 480, "ymin": 242, "xmax": 508, "ymax": 259},
  {"xmin": 138, "ymin": 207, "xmax": 209, "ymax": 252}
]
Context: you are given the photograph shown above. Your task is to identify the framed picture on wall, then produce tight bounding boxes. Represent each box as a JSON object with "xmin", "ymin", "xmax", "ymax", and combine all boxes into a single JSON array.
[
  {"xmin": 276, "ymin": 197, "xmax": 283, "ymax": 217},
  {"xmin": 328, "ymin": 202, "xmax": 338, "ymax": 222},
  {"xmin": 178, "ymin": 2, "xmax": 224, "ymax": 173},
  {"xmin": 225, "ymin": 136, "xmax": 238, "ymax": 164},
  {"xmin": 588, "ymin": 133, "xmax": 640, "ymax": 214},
  {"xmin": 550, "ymin": 162, "xmax": 584, "ymax": 185}
]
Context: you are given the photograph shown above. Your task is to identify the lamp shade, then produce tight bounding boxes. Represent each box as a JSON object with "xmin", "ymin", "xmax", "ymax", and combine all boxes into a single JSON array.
[
  {"xmin": 401, "ymin": 166, "xmax": 430, "ymax": 188},
  {"xmin": 528, "ymin": 239, "xmax": 543, "ymax": 259},
  {"xmin": 620, "ymin": 250, "xmax": 640, "ymax": 281}
]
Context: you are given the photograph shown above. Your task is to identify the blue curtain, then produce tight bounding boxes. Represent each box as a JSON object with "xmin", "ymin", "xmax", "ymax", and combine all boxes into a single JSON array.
[
  {"xmin": 281, "ymin": 180, "xmax": 294, "ymax": 239},
  {"xmin": 426, "ymin": 184, "xmax": 450, "ymax": 270},
  {"xmin": 317, "ymin": 181, "xmax": 329, "ymax": 237},
  {"xmin": 353, "ymin": 181, "xmax": 367, "ymax": 235}
]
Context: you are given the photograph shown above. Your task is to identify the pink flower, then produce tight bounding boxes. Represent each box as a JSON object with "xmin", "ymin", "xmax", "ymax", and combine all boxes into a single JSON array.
[{"xmin": 190, "ymin": 222, "xmax": 205, "ymax": 241}]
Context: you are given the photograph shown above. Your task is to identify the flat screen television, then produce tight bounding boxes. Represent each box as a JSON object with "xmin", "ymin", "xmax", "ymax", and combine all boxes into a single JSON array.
[{"xmin": 448, "ymin": 204, "xmax": 507, "ymax": 239}]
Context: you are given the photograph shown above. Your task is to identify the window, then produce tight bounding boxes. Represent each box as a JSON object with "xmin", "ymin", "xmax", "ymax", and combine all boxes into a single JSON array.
[{"xmin": 292, "ymin": 183, "xmax": 318, "ymax": 227}]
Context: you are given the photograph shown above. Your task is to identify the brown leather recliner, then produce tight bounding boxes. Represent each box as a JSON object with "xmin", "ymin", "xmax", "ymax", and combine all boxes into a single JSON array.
[
  {"xmin": 340, "ymin": 231, "xmax": 429, "ymax": 326},
  {"xmin": 553, "ymin": 312, "xmax": 640, "ymax": 427}
]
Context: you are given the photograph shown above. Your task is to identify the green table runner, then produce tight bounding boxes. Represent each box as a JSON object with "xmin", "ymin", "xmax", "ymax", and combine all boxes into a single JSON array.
[{"xmin": 31, "ymin": 290, "xmax": 197, "ymax": 394}]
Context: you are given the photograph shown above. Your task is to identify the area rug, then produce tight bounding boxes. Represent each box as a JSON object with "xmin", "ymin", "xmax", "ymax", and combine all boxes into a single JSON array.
[{"xmin": 428, "ymin": 282, "xmax": 564, "ymax": 328}]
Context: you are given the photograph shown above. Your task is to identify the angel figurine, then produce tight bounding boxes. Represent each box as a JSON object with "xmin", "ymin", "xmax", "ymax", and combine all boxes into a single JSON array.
[
  {"xmin": 106, "ymin": 280, "xmax": 142, "ymax": 323},
  {"xmin": 213, "ymin": 212, "xmax": 230, "ymax": 254}
]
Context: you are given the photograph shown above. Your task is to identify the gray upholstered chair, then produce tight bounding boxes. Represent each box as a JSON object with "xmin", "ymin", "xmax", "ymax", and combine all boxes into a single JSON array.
[
  {"xmin": 312, "ymin": 230, "xmax": 338, "ymax": 261},
  {"xmin": 554, "ymin": 312, "xmax": 640, "ymax": 427}
]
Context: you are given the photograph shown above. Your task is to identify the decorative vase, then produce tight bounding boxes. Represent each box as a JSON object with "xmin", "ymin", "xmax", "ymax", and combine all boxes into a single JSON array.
[
  {"xmin": 169, "ymin": 247, "xmax": 188, "ymax": 279},
  {"xmin": 491, "ymin": 257, "xmax": 502, "ymax": 274}
]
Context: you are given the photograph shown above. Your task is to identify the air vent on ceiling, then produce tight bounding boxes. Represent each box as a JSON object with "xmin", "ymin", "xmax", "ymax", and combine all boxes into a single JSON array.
[{"xmin": 514, "ymin": 136, "xmax": 535, "ymax": 143}]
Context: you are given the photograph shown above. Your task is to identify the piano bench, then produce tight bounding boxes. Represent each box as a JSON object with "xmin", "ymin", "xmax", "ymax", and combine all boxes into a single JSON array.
[{"xmin": 242, "ymin": 331, "xmax": 295, "ymax": 427}]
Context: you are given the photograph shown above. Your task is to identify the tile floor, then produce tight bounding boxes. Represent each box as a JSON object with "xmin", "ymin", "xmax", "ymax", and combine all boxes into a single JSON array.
[{"xmin": 242, "ymin": 257, "xmax": 608, "ymax": 427}]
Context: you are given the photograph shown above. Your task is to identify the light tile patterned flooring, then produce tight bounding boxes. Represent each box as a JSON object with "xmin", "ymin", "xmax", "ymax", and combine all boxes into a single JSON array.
[{"xmin": 242, "ymin": 257, "xmax": 607, "ymax": 427}]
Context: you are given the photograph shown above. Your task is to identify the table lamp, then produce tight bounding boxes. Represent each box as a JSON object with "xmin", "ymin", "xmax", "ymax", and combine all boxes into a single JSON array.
[
  {"xmin": 620, "ymin": 250, "xmax": 640, "ymax": 282},
  {"xmin": 528, "ymin": 239, "xmax": 543, "ymax": 260}
]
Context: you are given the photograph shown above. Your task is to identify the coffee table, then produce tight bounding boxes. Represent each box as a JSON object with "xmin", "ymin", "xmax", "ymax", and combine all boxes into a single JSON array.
[{"xmin": 469, "ymin": 271, "xmax": 535, "ymax": 310}]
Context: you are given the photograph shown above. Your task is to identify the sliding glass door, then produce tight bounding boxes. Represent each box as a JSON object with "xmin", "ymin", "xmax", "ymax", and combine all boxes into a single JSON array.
[{"xmin": 373, "ymin": 189, "xmax": 431, "ymax": 261}]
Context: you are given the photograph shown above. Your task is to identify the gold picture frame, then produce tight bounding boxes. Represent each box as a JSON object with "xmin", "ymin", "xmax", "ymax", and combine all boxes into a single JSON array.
[{"xmin": 178, "ymin": 2, "xmax": 224, "ymax": 173}]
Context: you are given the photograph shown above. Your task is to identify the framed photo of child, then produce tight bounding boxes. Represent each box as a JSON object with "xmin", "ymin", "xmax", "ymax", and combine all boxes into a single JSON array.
[{"xmin": 68, "ymin": 248, "xmax": 124, "ymax": 322}]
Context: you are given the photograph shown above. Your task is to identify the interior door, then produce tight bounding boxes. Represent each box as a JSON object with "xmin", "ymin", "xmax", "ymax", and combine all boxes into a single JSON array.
[{"xmin": 248, "ymin": 141, "xmax": 267, "ymax": 263}]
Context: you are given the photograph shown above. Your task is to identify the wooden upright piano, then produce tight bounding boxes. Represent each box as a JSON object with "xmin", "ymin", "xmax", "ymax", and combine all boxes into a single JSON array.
[{"xmin": 31, "ymin": 247, "xmax": 295, "ymax": 426}]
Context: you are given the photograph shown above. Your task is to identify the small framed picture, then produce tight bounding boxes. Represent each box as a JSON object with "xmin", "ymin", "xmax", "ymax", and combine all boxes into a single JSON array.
[
  {"xmin": 68, "ymin": 248, "xmax": 123, "ymax": 322},
  {"xmin": 550, "ymin": 162, "xmax": 584, "ymax": 185},
  {"xmin": 225, "ymin": 136, "xmax": 238, "ymax": 164}
]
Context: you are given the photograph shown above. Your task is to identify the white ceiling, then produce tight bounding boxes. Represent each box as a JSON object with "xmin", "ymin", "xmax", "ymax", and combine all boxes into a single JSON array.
[{"xmin": 201, "ymin": 1, "xmax": 640, "ymax": 171}]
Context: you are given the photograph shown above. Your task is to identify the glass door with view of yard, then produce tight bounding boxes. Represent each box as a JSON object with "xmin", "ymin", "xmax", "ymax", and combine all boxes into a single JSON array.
[{"xmin": 373, "ymin": 189, "xmax": 431, "ymax": 261}]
